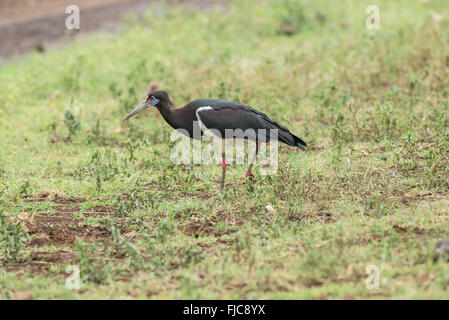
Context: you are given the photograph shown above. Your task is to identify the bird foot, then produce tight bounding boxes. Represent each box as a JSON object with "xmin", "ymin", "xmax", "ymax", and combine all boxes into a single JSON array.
[
  {"xmin": 246, "ymin": 171, "xmax": 255, "ymax": 180},
  {"xmin": 245, "ymin": 172, "xmax": 255, "ymax": 192}
]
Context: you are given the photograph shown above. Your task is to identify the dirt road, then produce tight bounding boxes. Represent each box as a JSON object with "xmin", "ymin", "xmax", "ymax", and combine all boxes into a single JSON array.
[{"xmin": 0, "ymin": 0, "xmax": 225, "ymax": 58}]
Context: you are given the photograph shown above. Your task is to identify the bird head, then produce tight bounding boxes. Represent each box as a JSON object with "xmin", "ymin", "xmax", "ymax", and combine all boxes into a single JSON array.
[{"xmin": 124, "ymin": 90, "xmax": 170, "ymax": 121}]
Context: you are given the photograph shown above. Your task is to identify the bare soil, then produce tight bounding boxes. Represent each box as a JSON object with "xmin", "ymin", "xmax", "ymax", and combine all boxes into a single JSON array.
[
  {"xmin": 4, "ymin": 194, "xmax": 118, "ymax": 275},
  {"xmin": 0, "ymin": 0, "xmax": 226, "ymax": 58}
]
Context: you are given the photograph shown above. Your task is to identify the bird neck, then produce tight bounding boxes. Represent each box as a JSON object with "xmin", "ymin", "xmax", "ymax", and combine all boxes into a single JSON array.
[{"xmin": 157, "ymin": 102, "xmax": 176, "ymax": 127}]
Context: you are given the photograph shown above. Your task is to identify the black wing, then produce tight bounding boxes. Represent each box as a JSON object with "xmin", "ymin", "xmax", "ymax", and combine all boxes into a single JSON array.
[{"xmin": 192, "ymin": 99, "xmax": 307, "ymax": 149}]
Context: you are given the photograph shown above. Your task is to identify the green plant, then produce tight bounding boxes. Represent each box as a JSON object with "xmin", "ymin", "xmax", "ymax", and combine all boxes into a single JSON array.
[
  {"xmin": 74, "ymin": 239, "xmax": 114, "ymax": 284},
  {"xmin": 64, "ymin": 108, "xmax": 81, "ymax": 140},
  {"xmin": 0, "ymin": 209, "xmax": 29, "ymax": 262},
  {"xmin": 17, "ymin": 180, "xmax": 31, "ymax": 198},
  {"xmin": 108, "ymin": 223, "xmax": 144, "ymax": 270}
]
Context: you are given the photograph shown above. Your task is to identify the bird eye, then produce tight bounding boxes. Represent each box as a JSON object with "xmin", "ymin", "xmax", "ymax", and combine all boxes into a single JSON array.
[{"xmin": 147, "ymin": 96, "xmax": 153, "ymax": 101}]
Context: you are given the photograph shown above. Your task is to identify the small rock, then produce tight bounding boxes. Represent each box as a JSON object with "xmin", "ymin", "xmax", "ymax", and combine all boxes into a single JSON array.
[
  {"xmin": 265, "ymin": 205, "xmax": 276, "ymax": 214},
  {"xmin": 434, "ymin": 239, "xmax": 449, "ymax": 261},
  {"xmin": 28, "ymin": 234, "xmax": 51, "ymax": 247}
]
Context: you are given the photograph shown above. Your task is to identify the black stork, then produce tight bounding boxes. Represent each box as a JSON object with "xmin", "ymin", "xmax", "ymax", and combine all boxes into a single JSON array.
[{"xmin": 124, "ymin": 90, "xmax": 306, "ymax": 190}]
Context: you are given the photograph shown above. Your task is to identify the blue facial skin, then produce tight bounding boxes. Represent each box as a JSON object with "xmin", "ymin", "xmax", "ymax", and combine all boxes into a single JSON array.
[{"xmin": 149, "ymin": 97, "xmax": 160, "ymax": 106}]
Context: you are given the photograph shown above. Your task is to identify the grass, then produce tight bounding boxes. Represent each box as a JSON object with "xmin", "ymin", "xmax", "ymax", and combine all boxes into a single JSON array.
[{"xmin": 0, "ymin": 0, "xmax": 449, "ymax": 299}]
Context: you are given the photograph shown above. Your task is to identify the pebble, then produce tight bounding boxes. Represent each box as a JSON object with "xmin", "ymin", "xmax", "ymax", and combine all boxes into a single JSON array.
[{"xmin": 265, "ymin": 205, "xmax": 276, "ymax": 214}]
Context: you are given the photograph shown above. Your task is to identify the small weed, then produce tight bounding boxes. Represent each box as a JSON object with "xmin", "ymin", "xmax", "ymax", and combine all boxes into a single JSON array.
[
  {"xmin": 74, "ymin": 239, "xmax": 114, "ymax": 284},
  {"xmin": 0, "ymin": 209, "xmax": 29, "ymax": 262},
  {"xmin": 107, "ymin": 223, "xmax": 144, "ymax": 270},
  {"xmin": 64, "ymin": 108, "xmax": 81, "ymax": 140},
  {"xmin": 86, "ymin": 120, "xmax": 105, "ymax": 145},
  {"xmin": 17, "ymin": 180, "xmax": 31, "ymax": 198}
]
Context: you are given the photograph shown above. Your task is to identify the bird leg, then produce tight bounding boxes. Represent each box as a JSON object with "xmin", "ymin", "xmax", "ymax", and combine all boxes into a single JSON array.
[
  {"xmin": 221, "ymin": 151, "xmax": 227, "ymax": 190},
  {"xmin": 246, "ymin": 141, "xmax": 260, "ymax": 179}
]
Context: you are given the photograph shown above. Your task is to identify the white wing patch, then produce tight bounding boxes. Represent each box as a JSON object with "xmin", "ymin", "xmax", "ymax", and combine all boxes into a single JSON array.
[{"xmin": 195, "ymin": 106, "xmax": 213, "ymax": 132}]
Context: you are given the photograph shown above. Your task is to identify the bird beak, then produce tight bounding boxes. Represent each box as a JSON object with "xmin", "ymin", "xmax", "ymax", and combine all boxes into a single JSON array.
[{"xmin": 124, "ymin": 100, "xmax": 149, "ymax": 121}]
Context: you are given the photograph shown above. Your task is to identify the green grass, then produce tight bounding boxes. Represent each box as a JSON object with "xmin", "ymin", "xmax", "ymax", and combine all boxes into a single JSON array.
[{"xmin": 1, "ymin": 0, "xmax": 449, "ymax": 299}]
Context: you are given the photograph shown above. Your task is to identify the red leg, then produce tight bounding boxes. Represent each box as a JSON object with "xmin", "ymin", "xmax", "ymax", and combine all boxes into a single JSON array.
[{"xmin": 221, "ymin": 152, "xmax": 227, "ymax": 190}]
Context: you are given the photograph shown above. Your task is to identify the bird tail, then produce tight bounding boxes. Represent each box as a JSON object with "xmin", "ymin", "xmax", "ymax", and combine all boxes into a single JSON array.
[
  {"xmin": 292, "ymin": 134, "xmax": 307, "ymax": 150},
  {"xmin": 278, "ymin": 130, "xmax": 307, "ymax": 150},
  {"xmin": 259, "ymin": 115, "xmax": 307, "ymax": 150}
]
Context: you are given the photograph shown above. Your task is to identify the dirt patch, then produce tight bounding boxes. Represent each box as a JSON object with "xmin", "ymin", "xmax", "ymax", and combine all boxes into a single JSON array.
[
  {"xmin": 3, "ymin": 195, "xmax": 118, "ymax": 276},
  {"xmin": 32, "ymin": 250, "xmax": 76, "ymax": 264},
  {"xmin": 25, "ymin": 194, "xmax": 114, "ymax": 246},
  {"xmin": 6, "ymin": 250, "xmax": 77, "ymax": 276},
  {"xmin": 11, "ymin": 290, "xmax": 34, "ymax": 300},
  {"xmin": 28, "ymin": 234, "xmax": 51, "ymax": 247},
  {"xmin": 31, "ymin": 213, "xmax": 111, "ymax": 246},
  {"xmin": 0, "ymin": 0, "xmax": 227, "ymax": 59}
]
